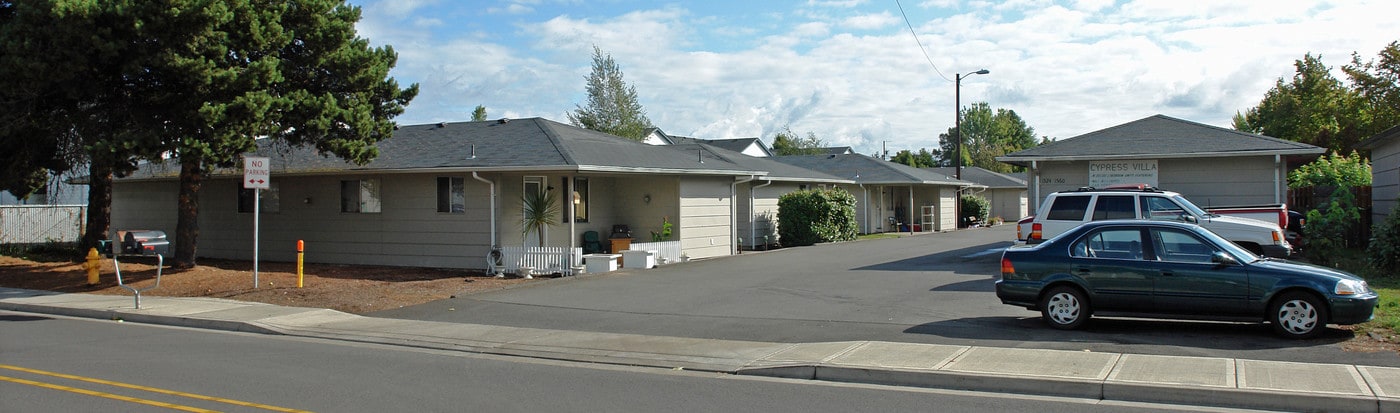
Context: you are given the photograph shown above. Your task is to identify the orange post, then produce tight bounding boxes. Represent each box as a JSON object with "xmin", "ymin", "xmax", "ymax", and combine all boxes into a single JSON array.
[{"xmin": 296, "ymin": 240, "xmax": 305, "ymax": 288}]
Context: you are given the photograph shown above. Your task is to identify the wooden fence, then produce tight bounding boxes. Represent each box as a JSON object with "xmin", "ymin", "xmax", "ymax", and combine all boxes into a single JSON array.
[{"xmin": 1288, "ymin": 186, "xmax": 1373, "ymax": 248}]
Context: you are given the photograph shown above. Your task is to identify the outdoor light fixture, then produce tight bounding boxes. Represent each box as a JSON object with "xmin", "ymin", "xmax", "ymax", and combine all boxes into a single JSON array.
[{"xmin": 955, "ymin": 69, "xmax": 989, "ymax": 229}]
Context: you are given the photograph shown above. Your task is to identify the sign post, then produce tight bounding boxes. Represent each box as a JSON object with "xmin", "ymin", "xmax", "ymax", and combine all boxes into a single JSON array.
[{"xmin": 244, "ymin": 156, "xmax": 270, "ymax": 288}]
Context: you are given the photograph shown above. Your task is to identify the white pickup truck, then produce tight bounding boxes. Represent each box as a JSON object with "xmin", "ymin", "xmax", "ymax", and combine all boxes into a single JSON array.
[{"xmin": 1015, "ymin": 186, "xmax": 1293, "ymax": 258}]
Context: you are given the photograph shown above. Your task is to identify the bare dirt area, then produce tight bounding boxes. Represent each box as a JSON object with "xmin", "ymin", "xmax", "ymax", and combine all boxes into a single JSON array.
[{"xmin": 0, "ymin": 255, "xmax": 540, "ymax": 314}]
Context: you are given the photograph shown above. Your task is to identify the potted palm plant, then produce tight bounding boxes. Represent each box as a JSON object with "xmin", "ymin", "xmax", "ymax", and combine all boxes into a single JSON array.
[{"xmin": 519, "ymin": 188, "xmax": 561, "ymax": 278}]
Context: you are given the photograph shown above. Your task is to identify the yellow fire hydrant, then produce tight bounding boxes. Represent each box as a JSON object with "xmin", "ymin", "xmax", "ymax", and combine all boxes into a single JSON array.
[{"xmin": 85, "ymin": 247, "xmax": 102, "ymax": 285}]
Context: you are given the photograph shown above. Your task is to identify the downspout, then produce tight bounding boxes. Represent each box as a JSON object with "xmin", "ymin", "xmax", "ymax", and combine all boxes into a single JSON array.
[
  {"xmin": 732, "ymin": 175, "xmax": 757, "ymax": 254},
  {"xmin": 751, "ymin": 179, "xmax": 772, "ymax": 250},
  {"xmin": 471, "ymin": 172, "xmax": 496, "ymax": 248},
  {"xmin": 1274, "ymin": 155, "xmax": 1282, "ymax": 204}
]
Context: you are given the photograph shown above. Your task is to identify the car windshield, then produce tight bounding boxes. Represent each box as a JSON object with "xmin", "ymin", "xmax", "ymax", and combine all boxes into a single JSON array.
[
  {"xmin": 1171, "ymin": 195, "xmax": 1211, "ymax": 217},
  {"xmin": 1195, "ymin": 225, "xmax": 1262, "ymax": 262}
]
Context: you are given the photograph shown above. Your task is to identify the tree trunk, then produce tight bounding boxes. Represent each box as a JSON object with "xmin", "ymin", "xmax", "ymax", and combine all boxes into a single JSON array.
[
  {"xmin": 174, "ymin": 157, "xmax": 203, "ymax": 269},
  {"xmin": 80, "ymin": 161, "xmax": 113, "ymax": 252}
]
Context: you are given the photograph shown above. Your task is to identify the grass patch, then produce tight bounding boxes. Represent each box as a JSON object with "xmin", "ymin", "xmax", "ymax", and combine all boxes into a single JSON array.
[
  {"xmin": 857, "ymin": 233, "xmax": 902, "ymax": 241},
  {"xmin": 1324, "ymin": 248, "xmax": 1399, "ymax": 337}
]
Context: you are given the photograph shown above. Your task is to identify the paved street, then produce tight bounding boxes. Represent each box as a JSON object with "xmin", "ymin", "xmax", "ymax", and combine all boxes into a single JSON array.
[
  {"xmin": 375, "ymin": 225, "xmax": 1400, "ymax": 367},
  {"xmin": 1, "ymin": 312, "xmax": 1222, "ymax": 413}
]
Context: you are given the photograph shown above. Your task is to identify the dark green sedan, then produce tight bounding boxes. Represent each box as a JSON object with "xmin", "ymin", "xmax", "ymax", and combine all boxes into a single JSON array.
[{"xmin": 996, "ymin": 220, "xmax": 1377, "ymax": 339}]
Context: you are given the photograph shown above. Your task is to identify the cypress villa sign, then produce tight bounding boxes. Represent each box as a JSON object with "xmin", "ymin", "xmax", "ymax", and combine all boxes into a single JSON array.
[{"xmin": 1089, "ymin": 160, "xmax": 1158, "ymax": 188}]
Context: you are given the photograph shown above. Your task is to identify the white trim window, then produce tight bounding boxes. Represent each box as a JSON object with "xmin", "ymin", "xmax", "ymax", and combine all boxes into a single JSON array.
[
  {"xmin": 341, "ymin": 178, "xmax": 381, "ymax": 213},
  {"xmin": 437, "ymin": 176, "xmax": 465, "ymax": 213}
]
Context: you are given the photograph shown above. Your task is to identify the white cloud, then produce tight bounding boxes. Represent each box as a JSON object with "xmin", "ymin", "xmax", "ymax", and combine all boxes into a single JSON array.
[
  {"xmin": 840, "ymin": 12, "xmax": 900, "ymax": 30},
  {"xmin": 366, "ymin": 0, "xmax": 1395, "ymax": 155}
]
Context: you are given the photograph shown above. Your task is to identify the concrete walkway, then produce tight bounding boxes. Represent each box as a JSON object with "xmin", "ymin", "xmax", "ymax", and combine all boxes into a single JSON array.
[{"xmin": 2, "ymin": 287, "xmax": 1396, "ymax": 412}]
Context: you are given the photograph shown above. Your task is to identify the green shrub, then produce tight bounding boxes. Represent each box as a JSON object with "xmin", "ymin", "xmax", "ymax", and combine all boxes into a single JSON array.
[
  {"xmin": 960, "ymin": 195, "xmax": 990, "ymax": 227},
  {"xmin": 1302, "ymin": 186, "xmax": 1360, "ymax": 264},
  {"xmin": 777, "ymin": 189, "xmax": 858, "ymax": 247},
  {"xmin": 1369, "ymin": 200, "xmax": 1400, "ymax": 272}
]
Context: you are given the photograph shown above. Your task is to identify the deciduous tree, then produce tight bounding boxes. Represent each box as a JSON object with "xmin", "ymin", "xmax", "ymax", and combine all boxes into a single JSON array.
[
  {"xmin": 568, "ymin": 46, "xmax": 652, "ymax": 141},
  {"xmin": 771, "ymin": 126, "xmax": 827, "ymax": 156}
]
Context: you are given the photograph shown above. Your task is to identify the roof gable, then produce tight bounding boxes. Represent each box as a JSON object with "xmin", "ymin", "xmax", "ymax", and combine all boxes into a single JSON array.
[{"xmin": 999, "ymin": 114, "xmax": 1324, "ymax": 164}]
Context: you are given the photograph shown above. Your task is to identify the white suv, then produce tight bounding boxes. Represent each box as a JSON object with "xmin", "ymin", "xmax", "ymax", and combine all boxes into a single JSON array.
[{"xmin": 1017, "ymin": 186, "xmax": 1292, "ymax": 258}]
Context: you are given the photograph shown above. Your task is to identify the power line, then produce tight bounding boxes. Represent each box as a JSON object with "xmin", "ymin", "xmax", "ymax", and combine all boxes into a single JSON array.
[{"xmin": 894, "ymin": 0, "xmax": 951, "ymax": 82}]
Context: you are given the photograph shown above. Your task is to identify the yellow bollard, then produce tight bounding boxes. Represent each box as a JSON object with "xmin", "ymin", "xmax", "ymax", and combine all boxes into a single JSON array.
[
  {"xmin": 85, "ymin": 247, "xmax": 101, "ymax": 285},
  {"xmin": 296, "ymin": 240, "xmax": 304, "ymax": 288}
]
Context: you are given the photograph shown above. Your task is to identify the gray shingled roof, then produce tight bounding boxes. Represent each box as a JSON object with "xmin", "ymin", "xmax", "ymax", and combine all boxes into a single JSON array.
[
  {"xmin": 998, "ymin": 114, "xmax": 1324, "ymax": 166},
  {"xmin": 1357, "ymin": 124, "xmax": 1400, "ymax": 150},
  {"xmin": 666, "ymin": 136, "xmax": 770, "ymax": 156},
  {"xmin": 671, "ymin": 143, "xmax": 851, "ymax": 183},
  {"xmin": 771, "ymin": 154, "xmax": 972, "ymax": 186},
  {"xmin": 927, "ymin": 167, "xmax": 1026, "ymax": 189},
  {"xmin": 123, "ymin": 118, "xmax": 768, "ymax": 180}
]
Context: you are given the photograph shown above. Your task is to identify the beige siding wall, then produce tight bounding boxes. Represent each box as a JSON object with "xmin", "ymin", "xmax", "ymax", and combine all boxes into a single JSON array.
[
  {"xmin": 1028, "ymin": 156, "xmax": 1286, "ymax": 213},
  {"xmin": 113, "ymin": 173, "xmax": 497, "ymax": 268},
  {"xmin": 1373, "ymin": 140, "xmax": 1400, "ymax": 223},
  {"xmin": 679, "ymin": 177, "xmax": 732, "ymax": 258},
  {"xmin": 985, "ymin": 188, "xmax": 1028, "ymax": 222},
  {"xmin": 737, "ymin": 181, "xmax": 797, "ymax": 248},
  {"xmin": 110, "ymin": 181, "xmax": 179, "ymax": 242}
]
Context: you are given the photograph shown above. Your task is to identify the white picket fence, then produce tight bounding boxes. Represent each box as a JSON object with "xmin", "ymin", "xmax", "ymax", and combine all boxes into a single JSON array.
[
  {"xmin": 0, "ymin": 205, "xmax": 85, "ymax": 245},
  {"xmin": 628, "ymin": 240, "xmax": 682, "ymax": 265},
  {"xmin": 499, "ymin": 246, "xmax": 582, "ymax": 276}
]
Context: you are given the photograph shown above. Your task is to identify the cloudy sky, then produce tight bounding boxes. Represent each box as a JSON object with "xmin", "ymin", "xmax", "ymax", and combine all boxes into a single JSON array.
[{"xmin": 349, "ymin": 0, "xmax": 1393, "ymax": 156}]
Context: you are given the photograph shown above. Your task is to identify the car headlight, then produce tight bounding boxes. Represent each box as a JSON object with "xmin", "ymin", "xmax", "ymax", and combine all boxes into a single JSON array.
[{"xmin": 1335, "ymin": 279, "xmax": 1371, "ymax": 296}]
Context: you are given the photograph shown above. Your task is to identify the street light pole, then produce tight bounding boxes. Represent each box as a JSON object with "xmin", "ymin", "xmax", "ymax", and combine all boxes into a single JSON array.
[{"xmin": 954, "ymin": 69, "xmax": 988, "ymax": 228}]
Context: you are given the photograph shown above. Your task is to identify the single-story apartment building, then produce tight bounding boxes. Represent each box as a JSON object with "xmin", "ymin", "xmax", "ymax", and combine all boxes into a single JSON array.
[
  {"xmin": 997, "ymin": 114, "xmax": 1325, "ymax": 213},
  {"xmin": 771, "ymin": 154, "xmax": 975, "ymax": 233},
  {"xmin": 1357, "ymin": 124, "xmax": 1400, "ymax": 223},
  {"xmin": 111, "ymin": 118, "xmax": 799, "ymax": 270},
  {"xmin": 928, "ymin": 166, "xmax": 1028, "ymax": 223}
]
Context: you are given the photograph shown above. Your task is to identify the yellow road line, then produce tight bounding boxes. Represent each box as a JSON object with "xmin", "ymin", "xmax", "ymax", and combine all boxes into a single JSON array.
[
  {"xmin": 0, "ymin": 364, "xmax": 312, "ymax": 413},
  {"xmin": 0, "ymin": 374, "xmax": 218, "ymax": 412}
]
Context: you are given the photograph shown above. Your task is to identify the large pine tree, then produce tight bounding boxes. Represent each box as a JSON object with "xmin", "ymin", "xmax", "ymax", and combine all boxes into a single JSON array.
[{"xmin": 0, "ymin": 0, "xmax": 418, "ymax": 267}]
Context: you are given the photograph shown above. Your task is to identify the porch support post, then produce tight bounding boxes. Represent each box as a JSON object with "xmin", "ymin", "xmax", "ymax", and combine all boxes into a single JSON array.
[{"xmin": 907, "ymin": 185, "xmax": 915, "ymax": 234}]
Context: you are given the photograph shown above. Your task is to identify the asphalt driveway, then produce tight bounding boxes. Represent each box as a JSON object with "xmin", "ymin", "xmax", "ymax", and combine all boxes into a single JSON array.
[{"xmin": 374, "ymin": 225, "xmax": 1400, "ymax": 367}]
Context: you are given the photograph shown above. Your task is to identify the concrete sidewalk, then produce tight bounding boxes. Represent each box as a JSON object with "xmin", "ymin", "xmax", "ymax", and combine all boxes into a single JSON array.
[{"xmin": 2, "ymin": 287, "xmax": 1396, "ymax": 412}]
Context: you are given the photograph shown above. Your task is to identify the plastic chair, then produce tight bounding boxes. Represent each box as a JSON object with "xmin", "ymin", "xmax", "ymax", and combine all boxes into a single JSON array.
[{"xmin": 582, "ymin": 231, "xmax": 604, "ymax": 254}]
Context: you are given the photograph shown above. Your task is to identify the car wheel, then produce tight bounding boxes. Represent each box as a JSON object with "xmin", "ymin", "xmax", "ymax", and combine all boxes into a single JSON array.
[
  {"xmin": 1270, "ymin": 291, "xmax": 1328, "ymax": 339},
  {"xmin": 1040, "ymin": 286, "xmax": 1090, "ymax": 330}
]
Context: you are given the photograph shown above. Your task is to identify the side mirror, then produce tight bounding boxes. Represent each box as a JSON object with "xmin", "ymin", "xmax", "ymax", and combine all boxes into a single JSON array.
[
  {"xmin": 1180, "ymin": 213, "xmax": 1198, "ymax": 224},
  {"xmin": 1211, "ymin": 251, "xmax": 1238, "ymax": 266}
]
